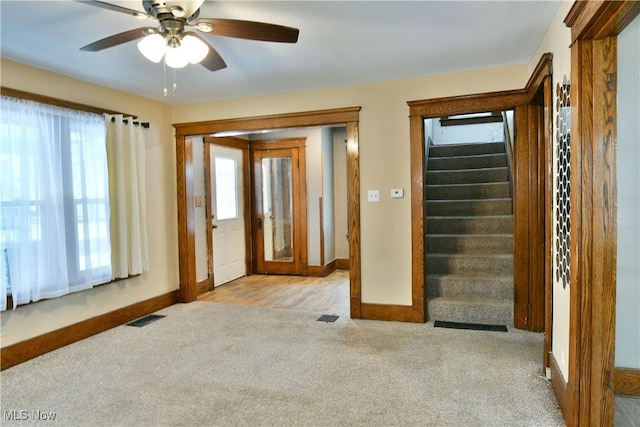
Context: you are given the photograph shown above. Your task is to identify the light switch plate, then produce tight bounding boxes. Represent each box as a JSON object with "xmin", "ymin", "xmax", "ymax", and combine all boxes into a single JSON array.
[
  {"xmin": 194, "ymin": 196, "xmax": 203, "ymax": 207},
  {"xmin": 367, "ymin": 190, "xmax": 380, "ymax": 202},
  {"xmin": 390, "ymin": 188, "xmax": 404, "ymax": 198}
]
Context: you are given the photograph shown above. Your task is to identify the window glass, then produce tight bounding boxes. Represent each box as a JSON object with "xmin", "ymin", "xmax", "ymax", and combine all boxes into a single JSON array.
[
  {"xmin": 0, "ymin": 96, "xmax": 110, "ymax": 310},
  {"xmin": 214, "ymin": 157, "xmax": 238, "ymax": 220}
]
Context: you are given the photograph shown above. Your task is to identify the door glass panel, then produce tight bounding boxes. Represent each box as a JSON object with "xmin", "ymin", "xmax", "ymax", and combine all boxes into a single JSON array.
[
  {"xmin": 214, "ymin": 157, "xmax": 238, "ymax": 220},
  {"xmin": 261, "ymin": 156, "xmax": 293, "ymax": 262}
]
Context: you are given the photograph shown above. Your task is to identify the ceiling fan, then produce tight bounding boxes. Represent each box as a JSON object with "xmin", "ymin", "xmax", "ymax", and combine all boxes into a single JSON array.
[{"xmin": 77, "ymin": 0, "xmax": 299, "ymax": 71}]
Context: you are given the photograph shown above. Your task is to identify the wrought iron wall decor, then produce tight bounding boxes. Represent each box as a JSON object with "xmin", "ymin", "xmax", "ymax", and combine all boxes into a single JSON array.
[{"xmin": 555, "ymin": 78, "xmax": 571, "ymax": 289}]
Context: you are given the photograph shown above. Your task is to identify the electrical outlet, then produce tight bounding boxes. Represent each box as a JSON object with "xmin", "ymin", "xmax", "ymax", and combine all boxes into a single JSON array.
[
  {"xmin": 390, "ymin": 188, "xmax": 404, "ymax": 198},
  {"xmin": 367, "ymin": 190, "xmax": 380, "ymax": 202}
]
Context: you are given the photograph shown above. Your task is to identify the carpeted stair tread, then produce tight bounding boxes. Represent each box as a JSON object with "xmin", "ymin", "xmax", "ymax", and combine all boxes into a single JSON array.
[
  {"xmin": 429, "ymin": 142, "xmax": 505, "ymax": 157},
  {"xmin": 426, "ymin": 198, "xmax": 512, "ymax": 216},
  {"xmin": 427, "ymin": 274, "xmax": 513, "ymax": 299},
  {"xmin": 426, "ymin": 215, "xmax": 513, "ymax": 234},
  {"xmin": 426, "ymin": 167, "xmax": 509, "ymax": 185},
  {"xmin": 427, "ymin": 234, "xmax": 513, "ymax": 254},
  {"xmin": 426, "ymin": 182, "xmax": 511, "ymax": 200},
  {"xmin": 427, "ymin": 253, "xmax": 513, "ymax": 275},
  {"xmin": 428, "ymin": 153, "xmax": 507, "ymax": 170},
  {"xmin": 428, "ymin": 295, "xmax": 513, "ymax": 325}
]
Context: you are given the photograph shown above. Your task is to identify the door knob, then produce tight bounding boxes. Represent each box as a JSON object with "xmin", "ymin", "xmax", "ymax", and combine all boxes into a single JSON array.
[{"xmin": 212, "ymin": 224, "xmax": 218, "ymax": 229}]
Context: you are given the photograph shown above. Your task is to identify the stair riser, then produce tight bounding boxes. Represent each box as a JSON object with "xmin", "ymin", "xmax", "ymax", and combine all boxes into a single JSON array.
[
  {"xmin": 428, "ymin": 299, "xmax": 513, "ymax": 324},
  {"xmin": 426, "ymin": 168, "xmax": 509, "ymax": 185},
  {"xmin": 426, "ymin": 199, "xmax": 512, "ymax": 216},
  {"xmin": 426, "ymin": 217, "xmax": 513, "ymax": 234},
  {"xmin": 428, "ymin": 154, "xmax": 506, "ymax": 171},
  {"xmin": 427, "ymin": 276, "xmax": 513, "ymax": 299},
  {"xmin": 427, "ymin": 255, "xmax": 513, "ymax": 275},
  {"xmin": 429, "ymin": 142, "xmax": 505, "ymax": 157},
  {"xmin": 426, "ymin": 183, "xmax": 510, "ymax": 200},
  {"xmin": 426, "ymin": 235, "xmax": 513, "ymax": 254}
]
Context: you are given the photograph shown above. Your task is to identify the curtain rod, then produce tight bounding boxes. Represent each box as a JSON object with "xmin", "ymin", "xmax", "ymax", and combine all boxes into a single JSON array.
[
  {"xmin": 110, "ymin": 116, "xmax": 150, "ymax": 128},
  {"xmin": 1, "ymin": 87, "xmax": 150, "ymax": 128}
]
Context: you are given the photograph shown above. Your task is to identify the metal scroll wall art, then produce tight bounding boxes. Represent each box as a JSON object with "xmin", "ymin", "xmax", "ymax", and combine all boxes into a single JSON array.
[{"xmin": 555, "ymin": 79, "xmax": 571, "ymax": 289}]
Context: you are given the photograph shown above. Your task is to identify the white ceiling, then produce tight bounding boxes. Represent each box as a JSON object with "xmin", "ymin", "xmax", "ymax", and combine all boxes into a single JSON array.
[{"xmin": 0, "ymin": 1, "xmax": 561, "ymax": 105}]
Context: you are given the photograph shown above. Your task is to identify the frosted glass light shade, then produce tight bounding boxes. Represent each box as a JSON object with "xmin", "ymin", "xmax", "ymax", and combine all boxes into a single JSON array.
[
  {"xmin": 165, "ymin": 45, "xmax": 189, "ymax": 68},
  {"xmin": 137, "ymin": 34, "xmax": 166, "ymax": 63},
  {"xmin": 181, "ymin": 35, "xmax": 209, "ymax": 64}
]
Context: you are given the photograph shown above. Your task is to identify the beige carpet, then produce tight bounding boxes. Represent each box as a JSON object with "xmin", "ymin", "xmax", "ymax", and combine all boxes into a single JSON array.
[{"xmin": 1, "ymin": 302, "xmax": 563, "ymax": 426}]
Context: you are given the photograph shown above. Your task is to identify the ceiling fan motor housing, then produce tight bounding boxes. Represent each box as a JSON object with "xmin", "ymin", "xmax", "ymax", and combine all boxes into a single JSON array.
[{"xmin": 143, "ymin": 0, "xmax": 201, "ymax": 21}]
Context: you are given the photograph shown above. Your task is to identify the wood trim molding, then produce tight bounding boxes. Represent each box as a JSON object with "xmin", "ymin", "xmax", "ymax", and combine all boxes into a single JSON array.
[
  {"xmin": 346, "ymin": 121, "xmax": 362, "ymax": 319},
  {"xmin": 564, "ymin": 2, "xmax": 640, "ymax": 425},
  {"xmin": 308, "ymin": 260, "xmax": 337, "ymax": 278},
  {"xmin": 250, "ymin": 138, "xmax": 307, "ymax": 150},
  {"xmin": 176, "ymin": 135, "xmax": 197, "ymax": 302},
  {"xmin": 203, "ymin": 136, "xmax": 250, "ymax": 151},
  {"xmin": 550, "ymin": 352, "xmax": 568, "ymax": 424},
  {"xmin": 409, "ymin": 113, "xmax": 426, "ymax": 323},
  {"xmin": 524, "ymin": 53, "xmax": 553, "ymax": 102},
  {"xmin": 360, "ymin": 303, "xmax": 417, "ymax": 323},
  {"xmin": 1, "ymin": 291, "xmax": 179, "ymax": 370},
  {"xmin": 565, "ymin": 0, "xmax": 640, "ymax": 42},
  {"xmin": 173, "ymin": 107, "xmax": 363, "ymax": 319},
  {"xmin": 336, "ymin": 259, "xmax": 350, "ymax": 270},
  {"xmin": 407, "ymin": 89, "xmax": 527, "ymax": 118},
  {"xmin": 614, "ymin": 368, "xmax": 640, "ymax": 397},
  {"xmin": 196, "ymin": 279, "xmax": 210, "ymax": 296},
  {"xmin": 174, "ymin": 107, "xmax": 361, "ymax": 137}
]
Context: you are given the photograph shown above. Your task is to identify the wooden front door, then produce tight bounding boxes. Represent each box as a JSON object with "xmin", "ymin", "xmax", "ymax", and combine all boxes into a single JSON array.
[{"xmin": 252, "ymin": 139, "xmax": 307, "ymax": 275}]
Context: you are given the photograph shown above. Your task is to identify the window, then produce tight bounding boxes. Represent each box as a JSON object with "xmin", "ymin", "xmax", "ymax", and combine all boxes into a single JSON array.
[
  {"xmin": 214, "ymin": 157, "xmax": 238, "ymax": 220},
  {"xmin": 0, "ymin": 96, "xmax": 111, "ymax": 310}
]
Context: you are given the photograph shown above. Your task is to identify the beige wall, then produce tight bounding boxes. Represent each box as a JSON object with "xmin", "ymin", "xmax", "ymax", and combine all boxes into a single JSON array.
[
  {"xmin": 0, "ymin": 59, "xmax": 178, "ymax": 346},
  {"xmin": 172, "ymin": 64, "xmax": 529, "ymax": 305},
  {"xmin": 527, "ymin": 0, "xmax": 574, "ymax": 380}
]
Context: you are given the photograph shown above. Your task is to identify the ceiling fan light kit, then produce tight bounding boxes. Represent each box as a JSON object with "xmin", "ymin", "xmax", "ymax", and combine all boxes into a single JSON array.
[{"xmin": 137, "ymin": 33, "xmax": 208, "ymax": 68}]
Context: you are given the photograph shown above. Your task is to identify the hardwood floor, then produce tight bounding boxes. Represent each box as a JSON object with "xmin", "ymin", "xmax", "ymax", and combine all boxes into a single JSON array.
[{"xmin": 198, "ymin": 270, "xmax": 350, "ymax": 316}]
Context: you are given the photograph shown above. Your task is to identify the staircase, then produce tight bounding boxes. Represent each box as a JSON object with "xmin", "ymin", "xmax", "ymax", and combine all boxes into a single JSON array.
[{"xmin": 425, "ymin": 141, "xmax": 514, "ymax": 325}]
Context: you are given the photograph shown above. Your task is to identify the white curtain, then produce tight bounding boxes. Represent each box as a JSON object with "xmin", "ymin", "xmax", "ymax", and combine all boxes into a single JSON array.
[
  {"xmin": 105, "ymin": 115, "xmax": 148, "ymax": 278},
  {"xmin": 0, "ymin": 97, "xmax": 111, "ymax": 310}
]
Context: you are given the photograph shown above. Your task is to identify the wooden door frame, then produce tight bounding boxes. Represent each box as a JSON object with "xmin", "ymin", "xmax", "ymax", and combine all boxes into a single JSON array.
[
  {"xmin": 563, "ymin": 1, "xmax": 640, "ymax": 426},
  {"xmin": 407, "ymin": 54, "xmax": 553, "ymax": 327},
  {"xmin": 202, "ymin": 136, "xmax": 251, "ymax": 291},
  {"xmin": 251, "ymin": 138, "xmax": 308, "ymax": 276},
  {"xmin": 174, "ymin": 107, "xmax": 364, "ymax": 319}
]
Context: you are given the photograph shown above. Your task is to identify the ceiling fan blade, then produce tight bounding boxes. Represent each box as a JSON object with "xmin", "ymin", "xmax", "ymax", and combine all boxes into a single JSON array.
[
  {"xmin": 195, "ymin": 18, "xmax": 299, "ymax": 43},
  {"xmin": 80, "ymin": 27, "xmax": 155, "ymax": 52},
  {"xmin": 74, "ymin": 0, "xmax": 151, "ymax": 19},
  {"xmin": 184, "ymin": 32, "xmax": 227, "ymax": 71}
]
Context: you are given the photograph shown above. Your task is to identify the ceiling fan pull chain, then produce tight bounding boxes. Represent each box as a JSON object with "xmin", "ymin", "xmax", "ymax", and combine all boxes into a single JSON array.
[
  {"xmin": 173, "ymin": 68, "xmax": 177, "ymax": 93},
  {"xmin": 163, "ymin": 58, "xmax": 168, "ymax": 97}
]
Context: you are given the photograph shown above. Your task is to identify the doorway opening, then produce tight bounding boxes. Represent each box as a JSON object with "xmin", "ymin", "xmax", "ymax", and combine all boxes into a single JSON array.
[
  {"xmin": 192, "ymin": 126, "xmax": 351, "ymax": 315},
  {"xmin": 174, "ymin": 107, "xmax": 362, "ymax": 318},
  {"xmin": 423, "ymin": 110, "xmax": 516, "ymax": 328}
]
